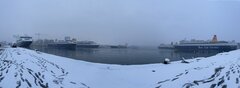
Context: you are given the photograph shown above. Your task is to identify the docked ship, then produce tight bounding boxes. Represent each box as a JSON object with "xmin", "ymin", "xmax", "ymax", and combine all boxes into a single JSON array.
[
  {"xmin": 47, "ymin": 37, "xmax": 76, "ymax": 50},
  {"xmin": 48, "ymin": 43, "xmax": 76, "ymax": 50},
  {"xmin": 16, "ymin": 36, "xmax": 33, "ymax": 48},
  {"xmin": 174, "ymin": 35, "xmax": 238, "ymax": 52},
  {"xmin": 77, "ymin": 41, "xmax": 100, "ymax": 48}
]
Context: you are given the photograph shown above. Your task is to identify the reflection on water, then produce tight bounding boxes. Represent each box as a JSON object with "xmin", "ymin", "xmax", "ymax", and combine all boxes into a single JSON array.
[{"xmin": 31, "ymin": 46, "xmax": 223, "ymax": 65}]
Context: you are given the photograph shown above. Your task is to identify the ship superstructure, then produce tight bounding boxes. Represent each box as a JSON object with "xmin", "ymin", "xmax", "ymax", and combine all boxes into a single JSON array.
[{"xmin": 174, "ymin": 35, "xmax": 238, "ymax": 52}]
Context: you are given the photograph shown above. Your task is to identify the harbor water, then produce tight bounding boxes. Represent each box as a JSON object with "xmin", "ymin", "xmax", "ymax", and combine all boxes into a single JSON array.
[{"xmin": 30, "ymin": 46, "xmax": 223, "ymax": 65}]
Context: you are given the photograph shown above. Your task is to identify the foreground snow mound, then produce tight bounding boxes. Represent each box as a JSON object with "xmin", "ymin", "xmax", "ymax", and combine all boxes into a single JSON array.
[
  {"xmin": 0, "ymin": 48, "xmax": 89, "ymax": 88},
  {"xmin": 1, "ymin": 48, "xmax": 240, "ymax": 88}
]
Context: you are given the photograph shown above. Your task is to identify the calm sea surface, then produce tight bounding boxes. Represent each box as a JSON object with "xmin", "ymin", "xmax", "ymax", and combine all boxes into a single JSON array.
[{"xmin": 31, "ymin": 46, "xmax": 222, "ymax": 65}]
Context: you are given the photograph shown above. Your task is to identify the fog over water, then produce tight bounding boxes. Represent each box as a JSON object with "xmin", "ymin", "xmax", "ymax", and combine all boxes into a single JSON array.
[{"xmin": 0, "ymin": 0, "xmax": 240, "ymax": 46}]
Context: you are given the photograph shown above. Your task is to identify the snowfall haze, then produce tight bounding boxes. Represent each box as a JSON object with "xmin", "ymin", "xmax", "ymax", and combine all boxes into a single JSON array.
[{"xmin": 0, "ymin": 0, "xmax": 240, "ymax": 46}]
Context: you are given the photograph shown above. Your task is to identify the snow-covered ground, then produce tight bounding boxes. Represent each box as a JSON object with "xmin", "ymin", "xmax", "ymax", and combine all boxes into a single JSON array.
[{"xmin": 0, "ymin": 48, "xmax": 240, "ymax": 88}]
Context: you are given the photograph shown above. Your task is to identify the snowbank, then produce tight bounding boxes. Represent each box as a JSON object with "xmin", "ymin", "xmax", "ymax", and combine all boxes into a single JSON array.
[{"xmin": 0, "ymin": 48, "xmax": 240, "ymax": 88}]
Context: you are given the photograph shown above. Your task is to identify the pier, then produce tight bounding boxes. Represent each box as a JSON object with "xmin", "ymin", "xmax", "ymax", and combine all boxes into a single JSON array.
[{"xmin": 0, "ymin": 47, "xmax": 240, "ymax": 88}]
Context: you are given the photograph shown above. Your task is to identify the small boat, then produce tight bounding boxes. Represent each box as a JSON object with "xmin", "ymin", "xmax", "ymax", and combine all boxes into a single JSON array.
[{"xmin": 110, "ymin": 44, "xmax": 128, "ymax": 49}]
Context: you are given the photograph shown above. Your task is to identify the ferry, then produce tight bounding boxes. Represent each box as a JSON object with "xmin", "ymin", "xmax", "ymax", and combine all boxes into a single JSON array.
[
  {"xmin": 174, "ymin": 35, "xmax": 238, "ymax": 52},
  {"xmin": 158, "ymin": 44, "xmax": 174, "ymax": 49},
  {"xmin": 16, "ymin": 36, "xmax": 33, "ymax": 48},
  {"xmin": 48, "ymin": 43, "xmax": 76, "ymax": 50}
]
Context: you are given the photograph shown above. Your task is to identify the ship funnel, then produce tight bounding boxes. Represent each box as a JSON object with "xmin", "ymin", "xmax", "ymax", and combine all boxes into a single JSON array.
[{"xmin": 212, "ymin": 35, "xmax": 218, "ymax": 43}]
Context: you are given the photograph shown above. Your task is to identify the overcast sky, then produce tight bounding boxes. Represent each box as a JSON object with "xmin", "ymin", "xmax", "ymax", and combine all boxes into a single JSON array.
[{"xmin": 0, "ymin": 0, "xmax": 240, "ymax": 46}]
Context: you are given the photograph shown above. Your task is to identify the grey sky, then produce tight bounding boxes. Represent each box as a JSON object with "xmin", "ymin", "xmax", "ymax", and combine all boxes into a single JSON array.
[{"xmin": 0, "ymin": 0, "xmax": 240, "ymax": 46}]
